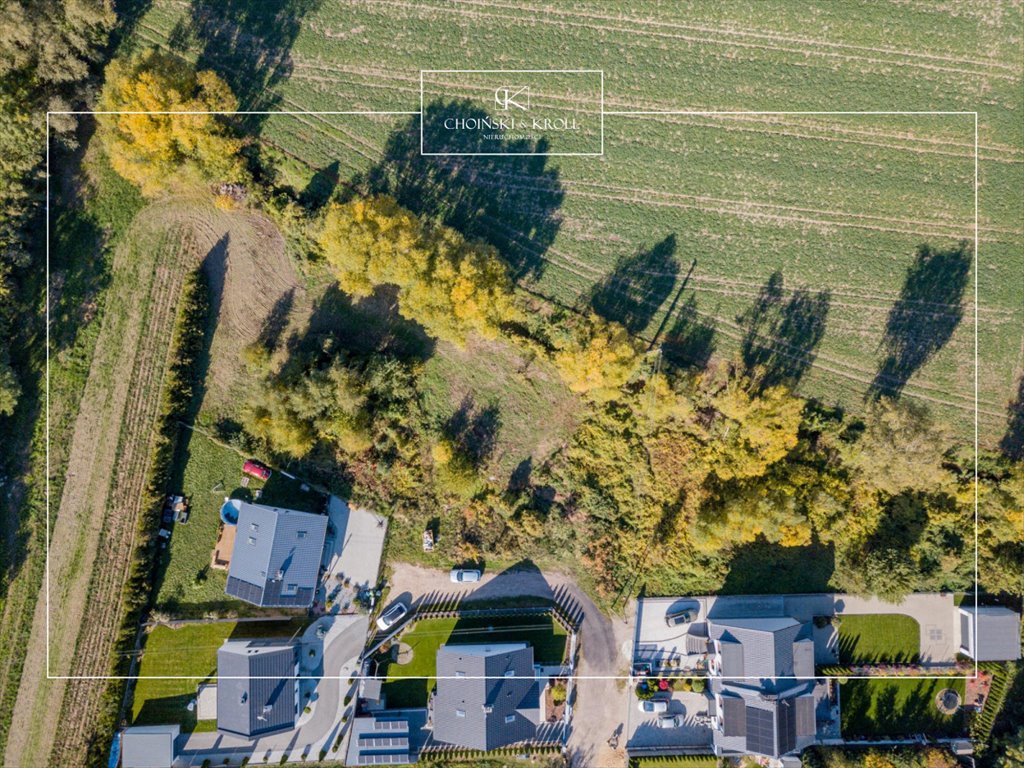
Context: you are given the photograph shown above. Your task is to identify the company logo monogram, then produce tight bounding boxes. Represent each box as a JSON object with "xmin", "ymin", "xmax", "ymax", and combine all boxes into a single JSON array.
[{"xmin": 494, "ymin": 85, "xmax": 530, "ymax": 111}]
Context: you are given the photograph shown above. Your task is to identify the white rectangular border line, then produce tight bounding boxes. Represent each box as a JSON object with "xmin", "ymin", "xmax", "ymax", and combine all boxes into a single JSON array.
[
  {"xmin": 45, "ymin": 108, "xmax": 980, "ymax": 680},
  {"xmin": 419, "ymin": 68, "xmax": 605, "ymax": 156}
]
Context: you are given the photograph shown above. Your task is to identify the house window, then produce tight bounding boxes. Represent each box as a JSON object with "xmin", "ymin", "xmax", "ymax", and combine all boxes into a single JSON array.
[
  {"xmin": 504, "ymin": 670, "xmax": 515, "ymax": 677},
  {"xmin": 297, "ymin": 530, "xmax": 307, "ymax": 539},
  {"xmin": 282, "ymin": 583, "xmax": 298, "ymax": 596},
  {"xmin": 455, "ymin": 709, "xmax": 465, "ymax": 718},
  {"xmin": 247, "ymin": 537, "xmax": 256, "ymax": 545},
  {"xmin": 250, "ymin": 523, "xmax": 259, "ymax": 532},
  {"xmin": 505, "ymin": 714, "xmax": 516, "ymax": 724}
]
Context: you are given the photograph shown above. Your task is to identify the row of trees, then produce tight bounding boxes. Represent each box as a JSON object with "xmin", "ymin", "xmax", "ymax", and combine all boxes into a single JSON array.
[
  {"xmin": 93, "ymin": 47, "xmax": 1023, "ymax": 604},
  {"xmin": 0, "ymin": 0, "xmax": 117, "ymax": 415}
]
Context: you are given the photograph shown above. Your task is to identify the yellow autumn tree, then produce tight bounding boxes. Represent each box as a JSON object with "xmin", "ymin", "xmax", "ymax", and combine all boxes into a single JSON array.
[
  {"xmin": 97, "ymin": 48, "xmax": 244, "ymax": 196},
  {"xmin": 550, "ymin": 311, "xmax": 640, "ymax": 401},
  {"xmin": 319, "ymin": 196, "xmax": 521, "ymax": 345}
]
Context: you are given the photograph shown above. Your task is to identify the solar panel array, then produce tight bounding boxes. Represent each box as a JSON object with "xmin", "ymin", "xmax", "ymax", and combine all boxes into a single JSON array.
[
  {"xmin": 359, "ymin": 737, "xmax": 409, "ymax": 750},
  {"xmin": 744, "ymin": 706, "xmax": 776, "ymax": 757},
  {"xmin": 357, "ymin": 752, "xmax": 412, "ymax": 765},
  {"xmin": 776, "ymin": 700, "xmax": 797, "ymax": 755},
  {"xmin": 371, "ymin": 719, "xmax": 408, "ymax": 733}
]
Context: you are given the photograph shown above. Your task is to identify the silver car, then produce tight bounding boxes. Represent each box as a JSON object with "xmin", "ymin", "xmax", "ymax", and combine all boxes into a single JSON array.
[
  {"xmin": 657, "ymin": 714, "xmax": 683, "ymax": 728},
  {"xmin": 376, "ymin": 602, "xmax": 408, "ymax": 631},
  {"xmin": 450, "ymin": 568, "xmax": 481, "ymax": 583}
]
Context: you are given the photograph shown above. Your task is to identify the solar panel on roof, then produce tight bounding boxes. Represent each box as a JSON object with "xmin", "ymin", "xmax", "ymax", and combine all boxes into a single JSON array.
[
  {"xmin": 745, "ymin": 706, "xmax": 777, "ymax": 757},
  {"xmin": 371, "ymin": 719, "xmax": 409, "ymax": 732},
  {"xmin": 358, "ymin": 737, "xmax": 409, "ymax": 750},
  {"xmin": 358, "ymin": 753, "xmax": 411, "ymax": 765},
  {"xmin": 777, "ymin": 699, "xmax": 796, "ymax": 754}
]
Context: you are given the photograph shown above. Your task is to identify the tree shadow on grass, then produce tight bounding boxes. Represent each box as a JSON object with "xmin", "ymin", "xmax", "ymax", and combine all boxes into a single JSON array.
[
  {"xmin": 254, "ymin": 288, "xmax": 296, "ymax": 355},
  {"xmin": 999, "ymin": 374, "xmax": 1024, "ymax": 460},
  {"xmin": 662, "ymin": 295, "xmax": 717, "ymax": 371},
  {"xmin": 358, "ymin": 99, "xmax": 565, "ymax": 282},
  {"xmin": 443, "ymin": 395, "xmax": 501, "ymax": 470},
  {"xmin": 720, "ymin": 536, "xmax": 835, "ymax": 595},
  {"xmin": 869, "ymin": 241, "xmax": 972, "ymax": 399},
  {"xmin": 285, "ymin": 283, "xmax": 436, "ymax": 369},
  {"xmin": 186, "ymin": 0, "xmax": 324, "ymax": 133},
  {"xmin": 738, "ymin": 271, "xmax": 831, "ymax": 392},
  {"xmin": 589, "ymin": 235, "xmax": 679, "ymax": 334},
  {"xmin": 298, "ymin": 160, "xmax": 342, "ymax": 211}
]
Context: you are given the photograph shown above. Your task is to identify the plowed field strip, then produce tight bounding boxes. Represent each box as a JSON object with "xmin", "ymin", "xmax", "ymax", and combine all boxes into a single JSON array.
[{"xmin": 351, "ymin": 0, "xmax": 1020, "ymax": 83}]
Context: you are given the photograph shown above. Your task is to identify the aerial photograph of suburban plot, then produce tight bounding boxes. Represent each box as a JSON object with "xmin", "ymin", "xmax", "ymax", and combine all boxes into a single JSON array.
[{"xmin": 0, "ymin": 2, "xmax": 1022, "ymax": 768}]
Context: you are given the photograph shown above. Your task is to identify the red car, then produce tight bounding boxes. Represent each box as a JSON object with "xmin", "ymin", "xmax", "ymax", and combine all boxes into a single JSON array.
[{"xmin": 242, "ymin": 460, "xmax": 271, "ymax": 481}]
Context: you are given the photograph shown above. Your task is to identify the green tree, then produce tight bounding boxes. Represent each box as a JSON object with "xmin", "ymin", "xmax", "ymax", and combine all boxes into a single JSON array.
[{"xmin": 0, "ymin": 354, "xmax": 20, "ymax": 415}]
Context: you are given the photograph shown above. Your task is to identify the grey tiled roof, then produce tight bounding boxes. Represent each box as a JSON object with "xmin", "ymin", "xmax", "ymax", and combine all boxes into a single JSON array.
[
  {"xmin": 216, "ymin": 640, "xmax": 298, "ymax": 737},
  {"xmin": 432, "ymin": 643, "xmax": 541, "ymax": 751},
  {"xmin": 961, "ymin": 606, "xmax": 1022, "ymax": 662},
  {"xmin": 224, "ymin": 502, "xmax": 329, "ymax": 608},
  {"xmin": 121, "ymin": 725, "xmax": 179, "ymax": 768},
  {"xmin": 709, "ymin": 617, "xmax": 812, "ymax": 678}
]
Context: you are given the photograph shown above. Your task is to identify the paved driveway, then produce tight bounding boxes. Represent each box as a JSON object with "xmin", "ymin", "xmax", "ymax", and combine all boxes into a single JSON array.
[
  {"xmin": 387, "ymin": 562, "xmax": 634, "ymax": 768},
  {"xmin": 173, "ymin": 614, "xmax": 369, "ymax": 766}
]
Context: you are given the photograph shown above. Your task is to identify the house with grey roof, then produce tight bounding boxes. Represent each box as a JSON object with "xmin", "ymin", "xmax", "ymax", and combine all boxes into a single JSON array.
[
  {"xmin": 225, "ymin": 502, "xmax": 329, "ymax": 608},
  {"xmin": 431, "ymin": 643, "xmax": 543, "ymax": 751},
  {"xmin": 958, "ymin": 605, "xmax": 1022, "ymax": 662},
  {"xmin": 707, "ymin": 615, "xmax": 829, "ymax": 760},
  {"xmin": 216, "ymin": 639, "xmax": 299, "ymax": 738}
]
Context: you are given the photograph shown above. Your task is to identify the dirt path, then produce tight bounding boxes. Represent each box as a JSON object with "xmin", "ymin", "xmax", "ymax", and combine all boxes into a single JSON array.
[{"xmin": 387, "ymin": 562, "xmax": 635, "ymax": 767}]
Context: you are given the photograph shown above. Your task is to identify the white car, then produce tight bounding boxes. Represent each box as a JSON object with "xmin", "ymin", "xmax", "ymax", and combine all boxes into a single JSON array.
[
  {"xmin": 656, "ymin": 714, "xmax": 683, "ymax": 729},
  {"xmin": 450, "ymin": 568, "xmax": 481, "ymax": 583},
  {"xmin": 376, "ymin": 602, "xmax": 408, "ymax": 631},
  {"xmin": 637, "ymin": 699, "xmax": 669, "ymax": 714}
]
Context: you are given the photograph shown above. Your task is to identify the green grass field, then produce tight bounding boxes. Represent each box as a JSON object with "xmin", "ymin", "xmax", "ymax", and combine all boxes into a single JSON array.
[
  {"xmin": 838, "ymin": 614, "xmax": 921, "ymax": 664},
  {"xmin": 840, "ymin": 677, "xmax": 967, "ymax": 738},
  {"xmin": 131, "ymin": 618, "xmax": 309, "ymax": 731},
  {"xmin": 378, "ymin": 614, "xmax": 568, "ymax": 708},
  {"xmin": 125, "ymin": 0, "xmax": 1024, "ymax": 446}
]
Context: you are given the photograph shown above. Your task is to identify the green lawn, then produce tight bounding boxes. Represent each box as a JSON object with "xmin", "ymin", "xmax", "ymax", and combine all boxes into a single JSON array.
[
  {"xmin": 131, "ymin": 618, "xmax": 309, "ymax": 730},
  {"xmin": 840, "ymin": 678, "xmax": 967, "ymax": 738},
  {"xmin": 153, "ymin": 431, "xmax": 326, "ymax": 616},
  {"xmin": 838, "ymin": 614, "xmax": 921, "ymax": 664},
  {"xmin": 379, "ymin": 614, "xmax": 568, "ymax": 708}
]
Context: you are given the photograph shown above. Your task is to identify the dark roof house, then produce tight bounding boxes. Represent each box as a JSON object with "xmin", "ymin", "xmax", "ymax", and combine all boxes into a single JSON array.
[
  {"xmin": 431, "ymin": 643, "xmax": 542, "ymax": 751},
  {"xmin": 713, "ymin": 682, "xmax": 819, "ymax": 758},
  {"xmin": 225, "ymin": 502, "xmax": 329, "ymax": 608},
  {"xmin": 708, "ymin": 617, "xmax": 816, "ymax": 679},
  {"xmin": 959, "ymin": 605, "xmax": 1022, "ymax": 662},
  {"xmin": 707, "ymin": 615, "xmax": 826, "ymax": 759},
  {"xmin": 216, "ymin": 639, "xmax": 299, "ymax": 738}
]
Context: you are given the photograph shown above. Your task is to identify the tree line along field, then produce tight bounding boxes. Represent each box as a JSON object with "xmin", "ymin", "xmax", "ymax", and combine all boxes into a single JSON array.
[{"xmin": 126, "ymin": 0, "xmax": 1024, "ymax": 446}]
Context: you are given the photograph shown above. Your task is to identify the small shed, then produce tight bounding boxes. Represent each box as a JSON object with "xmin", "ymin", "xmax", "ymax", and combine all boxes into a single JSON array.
[
  {"xmin": 959, "ymin": 605, "xmax": 1022, "ymax": 661},
  {"xmin": 120, "ymin": 724, "xmax": 180, "ymax": 768}
]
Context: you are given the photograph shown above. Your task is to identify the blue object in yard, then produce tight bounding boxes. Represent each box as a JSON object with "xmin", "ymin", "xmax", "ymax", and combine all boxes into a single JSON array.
[
  {"xmin": 220, "ymin": 497, "xmax": 242, "ymax": 525},
  {"xmin": 106, "ymin": 731, "xmax": 120, "ymax": 768}
]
